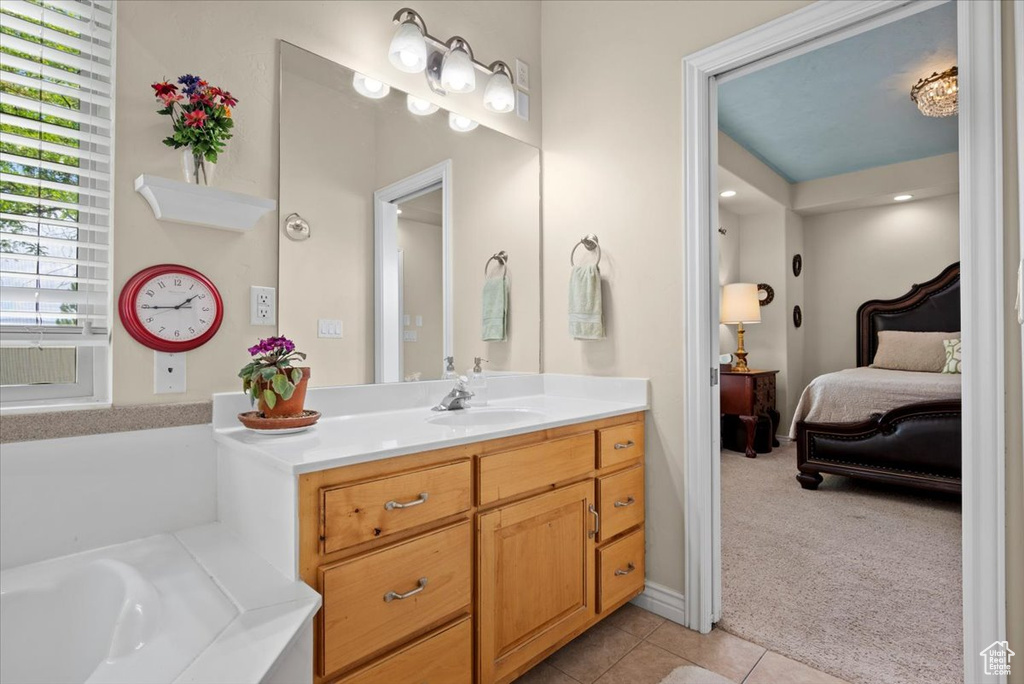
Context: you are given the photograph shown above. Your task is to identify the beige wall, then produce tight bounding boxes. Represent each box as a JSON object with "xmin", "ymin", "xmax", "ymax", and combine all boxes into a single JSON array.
[
  {"xmin": 540, "ymin": 0, "xmax": 811, "ymax": 595},
  {"xmin": 802, "ymin": 194, "xmax": 961, "ymax": 381},
  {"xmin": 113, "ymin": 1, "xmax": 541, "ymax": 405},
  {"xmin": 717, "ymin": 207, "xmax": 741, "ymax": 355},
  {"xmin": 398, "ymin": 218, "xmax": 444, "ymax": 380}
]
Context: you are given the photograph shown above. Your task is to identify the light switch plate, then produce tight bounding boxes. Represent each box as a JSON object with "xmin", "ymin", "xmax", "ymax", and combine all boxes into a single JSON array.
[
  {"xmin": 403, "ymin": 330, "xmax": 418, "ymax": 342},
  {"xmin": 250, "ymin": 286, "xmax": 276, "ymax": 326},
  {"xmin": 318, "ymin": 319, "xmax": 343, "ymax": 338},
  {"xmin": 154, "ymin": 351, "xmax": 186, "ymax": 394},
  {"xmin": 516, "ymin": 91, "xmax": 529, "ymax": 121},
  {"xmin": 515, "ymin": 58, "xmax": 529, "ymax": 91},
  {"xmin": 415, "ymin": 315, "xmax": 423, "ymax": 327}
]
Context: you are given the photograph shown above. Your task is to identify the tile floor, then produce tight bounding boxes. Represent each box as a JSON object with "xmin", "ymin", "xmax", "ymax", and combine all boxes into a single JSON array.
[{"xmin": 514, "ymin": 604, "xmax": 848, "ymax": 684}]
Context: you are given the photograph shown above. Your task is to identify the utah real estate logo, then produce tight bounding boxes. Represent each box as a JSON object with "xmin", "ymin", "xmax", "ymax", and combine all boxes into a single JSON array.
[{"xmin": 979, "ymin": 641, "xmax": 1014, "ymax": 677}]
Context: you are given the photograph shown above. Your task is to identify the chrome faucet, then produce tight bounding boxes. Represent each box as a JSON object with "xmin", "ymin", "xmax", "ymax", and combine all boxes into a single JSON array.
[{"xmin": 433, "ymin": 378, "xmax": 474, "ymax": 411}]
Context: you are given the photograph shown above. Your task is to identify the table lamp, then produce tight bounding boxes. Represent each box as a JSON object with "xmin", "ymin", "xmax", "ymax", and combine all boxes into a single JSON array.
[{"xmin": 720, "ymin": 283, "xmax": 761, "ymax": 372}]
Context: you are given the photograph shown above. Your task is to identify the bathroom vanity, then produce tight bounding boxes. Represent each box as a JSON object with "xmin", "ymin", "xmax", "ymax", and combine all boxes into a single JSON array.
[{"xmin": 213, "ymin": 374, "xmax": 648, "ymax": 684}]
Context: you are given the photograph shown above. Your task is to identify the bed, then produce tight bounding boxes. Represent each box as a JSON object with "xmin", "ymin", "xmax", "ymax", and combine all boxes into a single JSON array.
[{"xmin": 793, "ymin": 262, "xmax": 962, "ymax": 493}]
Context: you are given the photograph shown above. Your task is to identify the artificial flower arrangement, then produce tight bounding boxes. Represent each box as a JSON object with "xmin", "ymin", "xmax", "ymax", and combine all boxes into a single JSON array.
[
  {"xmin": 238, "ymin": 336, "xmax": 310, "ymax": 417},
  {"xmin": 151, "ymin": 75, "xmax": 237, "ymax": 184}
]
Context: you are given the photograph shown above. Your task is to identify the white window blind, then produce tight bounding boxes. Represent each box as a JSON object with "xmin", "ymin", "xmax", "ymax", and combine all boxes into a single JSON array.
[{"xmin": 0, "ymin": 0, "xmax": 113, "ymax": 352}]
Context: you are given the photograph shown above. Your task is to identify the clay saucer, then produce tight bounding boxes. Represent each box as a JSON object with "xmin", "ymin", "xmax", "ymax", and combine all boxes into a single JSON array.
[{"xmin": 238, "ymin": 409, "xmax": 320, "ymax": 434}]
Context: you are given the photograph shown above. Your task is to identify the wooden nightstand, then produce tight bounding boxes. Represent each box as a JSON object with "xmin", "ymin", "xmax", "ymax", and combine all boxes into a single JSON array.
[{"xmin": 720, "ymin": 369, "xmax": 780, "ymax": 458}]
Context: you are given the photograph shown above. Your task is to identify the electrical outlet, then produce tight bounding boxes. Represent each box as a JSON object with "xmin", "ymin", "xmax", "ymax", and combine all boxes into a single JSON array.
[
  {"xmin": 516, "ymin": 91, "xmax": 530, "ymax": 121},
  {"xmin": 318, "ymin": 319, "xmax": 343, "ymax": 339},
  {"xmin": 154, "ymin": 351, "xmax": 186, "ymax": 394},
  {"xmin": 250, "ymin": 286, "xmax": 276, "ymax": 326},
  {"xmin": 515, "ymin": 58, "xmax": 529, "ymax": 91}
]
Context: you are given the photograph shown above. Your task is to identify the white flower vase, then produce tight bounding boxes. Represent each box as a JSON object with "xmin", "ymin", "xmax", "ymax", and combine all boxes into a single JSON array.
[{"xmin": 182, "ymin": 150, "xmax": 216, "ymax": 186}]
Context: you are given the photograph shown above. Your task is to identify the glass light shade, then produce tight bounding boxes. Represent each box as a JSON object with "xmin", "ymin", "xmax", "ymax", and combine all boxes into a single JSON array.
[
  {"xmin": 353, "ymin": 73, "xmax": 390, "ymax": 99},
  {"xmin": 720, "ymin": 283, "xmax": 761, "ymax": 324},
  {"xmin": 483, "ymin": 70, "xmax": 515, "ymax": 113},
  {"xmin": 406, "ymin": 95, "xmax": 439, "ymax": 116},
  {"xmin": 388, "ymin": 21, "xmax": 427, "ymax": 73},
  {"xmin": 448, "ymin": 112, "xmax": 478, "ymax": 132},
  {"xmin": 441, "ymin": 46, "xmax": 476, "ymax": 93}
]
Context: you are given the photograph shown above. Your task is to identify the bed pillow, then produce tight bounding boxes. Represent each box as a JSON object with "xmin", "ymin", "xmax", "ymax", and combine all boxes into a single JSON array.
[
  {"xmin": 941, "ymin": 338, "xmax": 962, "ymax": 374},
  {"xmin": 871, "ymin": 330, "xmax": 961, "ymax": 372}
]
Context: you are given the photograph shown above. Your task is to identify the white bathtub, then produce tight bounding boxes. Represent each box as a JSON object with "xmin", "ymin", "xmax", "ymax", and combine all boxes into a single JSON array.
[{"xmin": 0, "ymin": 534, "xmax": 237, "ymax": 684}]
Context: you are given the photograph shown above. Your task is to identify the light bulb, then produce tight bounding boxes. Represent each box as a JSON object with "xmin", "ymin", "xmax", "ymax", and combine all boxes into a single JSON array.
[
  {"xmin": 407, "ymin": 94, "xmax": 439, "ymax": 116},
  {"xmin": 388, "ymin": 21, "xmax": 427, "ymax": 74},
  {"xmin": 441, "ymin": 44, "xmax": 476, "ymax": 94},
  {"xmin": 353, "ymin": 73, "xmax": 390, "ymax": 99},
  {"xmin": 483, "ymin": 70, "xmax": 515, "ymax": 113},
  {"xmin": 448, "ymin": 112, "xmax": 478, "ymax": 132}
]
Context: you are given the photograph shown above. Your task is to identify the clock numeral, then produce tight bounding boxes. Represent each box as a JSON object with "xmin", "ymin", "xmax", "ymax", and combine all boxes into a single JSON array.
[
  {"xmin": 146, "ymin": 317, "xmax": 153, "ymax": 323},
  {"xmin": 174, "ymin": 330, "xmax": 180, "ymax": 338},
  {"xmin": 189, "ymin": 283, "xmax": 195, "ymax": 290},
  {"xmin": 145, "ymin": 290, "xmax": 154, "ymax": 297},
  {"xmin": 188, "ymin": 327, "xmax": 195, "ymax": 334},
  {"xmin": 200, "ymin": 319, "xmax": 207, "ymax": 324},
  {"xmin": 157, "ymin": 281, "xmax": 166, "ymax": 289},
  {"xmin": 174, "ymin": 278, "xmax": 182, "ymax": 286},
  {"xmin": 198, "ymin": 293, "xmax": 206, "ymax": 299},
  {"xmin": 159, "ymin": 327, "xmax": 165, "ymax": 333},
  {"xmin": 202, "ymin": 306, "xmax": 210, "ymax": 312}
]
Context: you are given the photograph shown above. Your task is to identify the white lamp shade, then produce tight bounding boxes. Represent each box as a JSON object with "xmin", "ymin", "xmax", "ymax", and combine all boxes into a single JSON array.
[
  {"xmin": 720, "ymin": 283, "xmax": 761, "ymax": 324},
  {"xmin": 407, "ymin": 95, "xmax": 439, "ymax": 116},
  {"xmin": 483, "ymin": 70, "xmax": 515, "ymax": 113},
  {"xmin": 441, "ymin": 46, "xmax": 476, "ymax": 93},
  {"xmin": 388, "ymin": 22, "xmax": 427, "ymax": 73},
  {"xmin": 448, "ymin": 112, "xmax": 478, "ymax": 132},
  {"xmin": 353, "ymin": 73, "xmax": 390, "ymax": 99}
]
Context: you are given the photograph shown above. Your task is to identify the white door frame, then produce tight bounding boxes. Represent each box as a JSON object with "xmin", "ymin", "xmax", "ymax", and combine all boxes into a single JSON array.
[
  {"xmin": 373, "ymin": 160, "xmax": 453, "ymax": 383},
  {"xmin": 681, "ymin": 3, "xmax": 1006, "ymax": 683}
]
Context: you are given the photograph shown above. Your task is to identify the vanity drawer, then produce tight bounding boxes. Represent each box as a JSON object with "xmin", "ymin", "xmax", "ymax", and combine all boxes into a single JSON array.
[
  {"xmin": 319, "ymin": 521, "xmax": 472, "ymax": 677},
  {"xmin": 335, "ymin": 616, "xmax": 472, "ymax": 684},
  {"xmin": 478, "ymin": 432, "xmax": 595, "ymax": 505},
  {"xmin": 597, "ymin": 527, "xmax": 645, "ymax": 613},
  {"xmin": 597, "ymin": 464, "xmax": 644, "ymax": 541},
  {"xmin": 598, "ymin": 422, "xmax": 644, "ymax": 470},
  {"xmin": 321, "ymin": 460, "xmax": 471, "ymax": 553}
]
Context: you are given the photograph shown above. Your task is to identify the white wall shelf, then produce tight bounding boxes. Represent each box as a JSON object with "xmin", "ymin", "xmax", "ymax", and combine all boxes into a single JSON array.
[{"xmin": 134, "ymin": 174, "xmax": 276, "ymax": 232}]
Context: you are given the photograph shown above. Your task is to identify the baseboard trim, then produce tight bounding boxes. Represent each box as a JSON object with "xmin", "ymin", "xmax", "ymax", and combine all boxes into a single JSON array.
[{"xmin": 631, "ymin": 581, "xmax": 687, "ymax": 626}]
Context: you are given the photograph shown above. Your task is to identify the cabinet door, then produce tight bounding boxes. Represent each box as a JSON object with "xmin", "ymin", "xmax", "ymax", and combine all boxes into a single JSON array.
[{"xmin": 478, "ymin": 480, "xmax": 596, "ymax": 684}]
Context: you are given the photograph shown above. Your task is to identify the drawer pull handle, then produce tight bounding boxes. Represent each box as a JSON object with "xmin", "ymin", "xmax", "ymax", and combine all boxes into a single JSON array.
[
  {"xmin": 384, "ymin": 492, "xmax": 429, "ymax": 510},
  {"xmin": 384, "ymin": 577, "xmax": 428, "ymax": 602},
  {"xmin": 588, "ymin": 503, "xmax": 600, "ymax": 540},
  {"xmin": 614, "ymin": 440, "xmax": 635, "ymax": 450},
  {"xmin": 614, "ymin": 496, "xmax": 636, "ymax": 508},
  {"xmin": 615, "ymin": 563, "xmax": 636, "ymax": 577}
]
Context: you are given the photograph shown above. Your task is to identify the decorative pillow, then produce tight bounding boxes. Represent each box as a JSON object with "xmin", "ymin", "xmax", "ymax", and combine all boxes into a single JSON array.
[
  {"xmin": 941, "ymin": 338, "xmax": 962, "ymax": 374},
  {"xmin": 871, "ymin": 330, "xmax": 961, "ymax": 372}
]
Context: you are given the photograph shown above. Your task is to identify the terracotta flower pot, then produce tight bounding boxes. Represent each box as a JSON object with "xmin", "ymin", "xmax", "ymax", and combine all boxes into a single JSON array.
[{"xmin": 258, "ymin": 367, "xmax": 310, "ymax": 418}]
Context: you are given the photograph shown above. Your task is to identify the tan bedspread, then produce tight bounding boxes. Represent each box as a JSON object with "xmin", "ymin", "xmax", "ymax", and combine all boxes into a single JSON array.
[{"xmin": 788, "ymin": 367, "xmax": 961, "ymax": 438}]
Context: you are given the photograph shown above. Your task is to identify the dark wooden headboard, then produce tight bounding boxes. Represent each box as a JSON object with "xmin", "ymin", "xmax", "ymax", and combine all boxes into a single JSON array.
[{"xmin": 855, "ymin": 262, "xmax": 961, "ymax": 367}]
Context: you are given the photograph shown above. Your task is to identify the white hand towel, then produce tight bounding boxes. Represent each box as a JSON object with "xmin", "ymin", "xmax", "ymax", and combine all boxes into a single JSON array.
[{"xmin": 569, "ymin": 264, "xmax": 604, "ymax": 339}]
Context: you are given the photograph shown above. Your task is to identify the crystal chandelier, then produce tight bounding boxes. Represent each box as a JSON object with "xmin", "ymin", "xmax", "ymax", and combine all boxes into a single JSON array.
[{"xmin": 910, "ymin": 66, "xmax": 958, "ymax": 118}]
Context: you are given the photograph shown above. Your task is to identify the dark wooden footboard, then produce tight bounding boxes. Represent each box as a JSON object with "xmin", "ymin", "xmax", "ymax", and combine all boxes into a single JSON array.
[{"xmin": 795, "ymin": 400, "xmax": 962, "ymax": 494}]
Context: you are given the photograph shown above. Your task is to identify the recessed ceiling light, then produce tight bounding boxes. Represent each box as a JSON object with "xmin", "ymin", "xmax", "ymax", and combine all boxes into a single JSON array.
[
  {"xmin": 720, "ymin": 190, "xmax": 737, "ymax": 198},
  {"xmin": 893, "ymin": 194, "xmax": 913, "ymax": 202},
  {"xmin": 396, "ymin": 208, "xmax": 403, "ymax": 215}
]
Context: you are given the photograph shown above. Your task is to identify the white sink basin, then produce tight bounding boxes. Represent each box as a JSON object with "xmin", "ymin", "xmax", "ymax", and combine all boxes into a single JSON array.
[{"xmin": 426, "ymin": 407, "xmax": 545, "ymax": 427}]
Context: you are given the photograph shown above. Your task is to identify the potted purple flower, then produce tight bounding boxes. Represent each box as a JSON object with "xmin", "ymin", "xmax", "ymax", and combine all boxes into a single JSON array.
[{"xmin": 238, "ymin": 336, "xmax": 310, "ymax": 418}]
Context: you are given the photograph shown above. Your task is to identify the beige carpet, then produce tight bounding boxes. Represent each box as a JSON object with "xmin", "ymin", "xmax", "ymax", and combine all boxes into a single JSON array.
[{"xmin": 719, "ymin": 441, "xmax": 962, "ymax": 684}]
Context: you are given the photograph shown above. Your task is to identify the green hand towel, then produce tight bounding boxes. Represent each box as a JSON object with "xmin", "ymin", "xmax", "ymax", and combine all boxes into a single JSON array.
[
  {"xmin": 569, "ymin": 264, "xmax": 604, "ymax": 339},
  {"xmin": 482, "ymin": 275, "xmax": 509, "ymax": 341}
]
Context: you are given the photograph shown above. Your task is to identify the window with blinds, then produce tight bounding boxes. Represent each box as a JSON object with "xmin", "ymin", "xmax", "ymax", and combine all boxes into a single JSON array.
[{"xmin": 0, "ymin": 0, "xmax": 114, "ymax": 404}]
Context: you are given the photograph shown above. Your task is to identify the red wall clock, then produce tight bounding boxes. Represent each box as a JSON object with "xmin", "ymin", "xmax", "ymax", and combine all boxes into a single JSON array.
[{"xmin": 118, "ymin": 264, "xmax": 223, "ymax": 352}]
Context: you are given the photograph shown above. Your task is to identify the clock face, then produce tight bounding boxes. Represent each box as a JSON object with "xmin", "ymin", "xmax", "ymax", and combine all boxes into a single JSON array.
[{"xmin": 119, "ymin": 265, "xmax": 223, "ymax": 352}]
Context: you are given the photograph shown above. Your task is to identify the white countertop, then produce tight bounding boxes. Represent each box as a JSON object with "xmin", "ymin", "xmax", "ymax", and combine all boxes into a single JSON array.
[{"xmin": 213, "ymin": 374, "xmax": 649, "ymax": 475}]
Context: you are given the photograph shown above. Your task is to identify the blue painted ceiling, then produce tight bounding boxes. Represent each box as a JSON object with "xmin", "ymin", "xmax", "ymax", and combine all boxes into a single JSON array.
[{"xmin": 718, "ymin": 2, "xmax": 957, "ymax": 183}]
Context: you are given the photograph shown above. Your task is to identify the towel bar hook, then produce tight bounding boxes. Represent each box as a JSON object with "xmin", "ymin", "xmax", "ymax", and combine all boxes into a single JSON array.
[
  {"xmin": 484, "ymin": 250, "xmax": 508, "ymax": 275},
  {"xmin": 570, "ymin": 234, "xmax": 601, "ymax": 267}
]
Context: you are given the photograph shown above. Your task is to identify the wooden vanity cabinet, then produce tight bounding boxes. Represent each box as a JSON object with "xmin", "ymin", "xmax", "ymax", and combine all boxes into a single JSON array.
[{"xmin": 299, "ymin": 412, "xmax": 645, "ymax": 684}]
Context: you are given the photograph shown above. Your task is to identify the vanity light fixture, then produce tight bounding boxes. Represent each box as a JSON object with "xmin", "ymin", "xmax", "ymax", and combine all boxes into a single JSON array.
[
  {"xmin": 407, "ymin": 94, "xmax": 439, "ymax": 116},
  {"xmin": 720, "ymin": 190, "xmax": 737, "ymax": 198},
  {"xmin": 449, "ymin": 112, "xmax": 479, "ymax": 132},
  {"xmin": 353, "ymin": 72, "xmax": 390, "ymax": 99},
  {"xmin": 893, "ymin": 194, "xmax": 914, "ymax": 202},
  {"xmin": 389, "ymin": 8, "xmax": 516, "ymax": 110}
]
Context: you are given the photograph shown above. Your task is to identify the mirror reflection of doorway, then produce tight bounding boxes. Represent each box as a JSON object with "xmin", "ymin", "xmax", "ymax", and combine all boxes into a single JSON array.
[{"xmin": 395, "ymin": 187, "xmax": 444, "ymax": 381}]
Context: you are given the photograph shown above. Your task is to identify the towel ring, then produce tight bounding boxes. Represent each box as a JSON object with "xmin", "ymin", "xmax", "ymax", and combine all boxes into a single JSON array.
[
  {"xmin": 484, "ymin": 250, "xmax": 508, "ymax": 275},
  {"xmin": 570, "ymin": 234, "xmax": 601, "ymax": 267},
  {"xmin": 283, "ymin": 212, "xmax": 310, "ymax": 241}
]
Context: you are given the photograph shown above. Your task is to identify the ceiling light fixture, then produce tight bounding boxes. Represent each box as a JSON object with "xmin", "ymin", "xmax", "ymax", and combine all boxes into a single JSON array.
[
  {"xmin": 389, "ymin": 8, "xmax": 516, "ymax": 111},
  {"xmin": 449, "ymin": 112, "xmax": 478, "ymax": 133},
  {"xmin": 911, "ymin": 66, "xmax": 958, "ymax": 118},
  {"xmin": 720, "ymin": 190, "xmax": 737, "ymax": 198},
  {"xmin": 406, "ymin": 94, "xmax": 439, "ymax": 116},
  {"xmin": 353, "ymin": 73, "xmax": 390, "ymax": 99},
  {"xmin": 893, "ymin": 194, "xmax": 914, "ymax": 202}
]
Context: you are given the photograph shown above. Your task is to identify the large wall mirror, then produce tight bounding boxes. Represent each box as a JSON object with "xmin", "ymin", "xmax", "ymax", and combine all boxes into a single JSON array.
[{"xmin": 279, "ymin": 42, "xmax": 541, "ymax": 387}]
